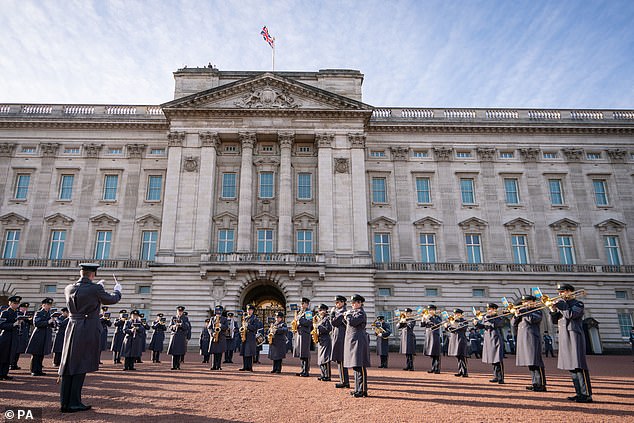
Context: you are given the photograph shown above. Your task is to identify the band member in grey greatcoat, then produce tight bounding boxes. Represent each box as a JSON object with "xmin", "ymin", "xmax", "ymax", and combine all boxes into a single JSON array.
[
  {"xmin": 0, "ymin": 295, "xmax": 23, "ymax": 380},
  {"xmin": 512, "ymin": 295, "xmax": 547, "ymax": 392},
  {"xmin": 168, "ymin": 306, "xmax": 190, "ymax": 370},
  {"xmin": 268, "ymin": 311, "xmax": 288, "ymax": 373},
  {"xmin": 374, "ymin": 315, "xmax": 391, "ymax": 368},
  {"xmin": 239, "ymin": 304, "xmax": 260, "ymax": 371},
  {"xmin": 121, "ymin": 310, "xmax": 145, "ymax": 371},
  {"xmin": 110, "ymin": 310, "xmax": 127, "ymax": 364},
  {"xmin": 446, "ymin": 309, "xmax": 469, "ymax": 377},
  {"xmin": 398, "ymin": 308, "xmax": 417, "ymax": 370},
  {"xmin": 149, "ymin": 313, "xmax": 166, "ymax": 363},
  {"xmin": 543, "ymin": 331, "xmax": 555, "ymax": 357},
  {"xmin": 549, "ymin": 283, "xmax": 592, "ymax": 403},
  {"xmin": 99, "ymin": 306, "xmax": 112, "ymax": 354},
  {"xmin": 26, "ymin": 297, "xmax": 55, "ymax": 376},
  {"xmin": 331, "ymin": 295, "xmax": 350, "ymax": 388},
  {"xmin": 421, "ymin": 304, "xmax": 442, "ymax": 373},
  {"xmin": 475, "ymin": 303, "xmax": 505, "ymax": 383},
  {"xmin": 293, "ymin": 297, "xmax": 312, "ymax": 377},
  {"xmin": 11, "ymin": 302, "xmax": 31, "ymax": 370},
  {"xmin": 52, "ymin": 308, "xmax": 69, "ymax": 366},
  {"xmin": 208, "ymin": 305, "xmax": 229, "ymax": 370},
  {"xmin": 316, "ymin": 304, "xmax": 333, "ymax": 381},
  {"xmin": 344, "ymin": 294, "xmax": 370, "ymax": 398},
  {"xmin": 224, "ymin": 312, "xmax": 238, "ymax": 363},
  {"xmin": 58, "ymin": 263, "xmax": 122, "ymax": 413},
  {"xmin": 200, "ymin": 318, "xmax": 211, "ymax": 363}
]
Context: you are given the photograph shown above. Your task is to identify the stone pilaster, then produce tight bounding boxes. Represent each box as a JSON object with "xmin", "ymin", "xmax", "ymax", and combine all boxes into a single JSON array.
[
  {"xmin": 350, "ymin": 133, "xmax": 369, "ymax": 255},
  {"xmin": 390, "ymin": 145, "xmax": 413, "ymax": 260},
  {"xmin": 237, "ymin": 132, "xmax": 256, "ymax": 252},
  {"xmin": 278, "ymin": 132, "xmax": 294, "ymax": 253},
  {"xmin": 195, "ymin": 132, "xmax": 220, "ymax": 252},
  {"xmin": 157, "ymin": 131, "xmax": 185, "ymax": 260},
  {"xmin": 317, "ymin": 133, "xmax": 334, "ymax": 254}
]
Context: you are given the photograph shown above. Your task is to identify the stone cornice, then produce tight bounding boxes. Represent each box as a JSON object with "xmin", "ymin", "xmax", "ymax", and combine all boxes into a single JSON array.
[
  {"xmin": 367, "ymin": 122, "xmax": 634, "ymax": 135},
  {"xmin": 0, "ymin": 120, "xmax": 168, "ymax": 131}
]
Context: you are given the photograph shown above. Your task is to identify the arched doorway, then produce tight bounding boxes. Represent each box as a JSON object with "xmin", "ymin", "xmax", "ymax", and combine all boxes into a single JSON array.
[{"xmin": 242, "ymin": 283, "xmax": 286, "ymax": 329}]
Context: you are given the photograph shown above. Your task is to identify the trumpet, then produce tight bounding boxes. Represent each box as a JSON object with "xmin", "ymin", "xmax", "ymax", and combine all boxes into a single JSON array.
[
  {"xmin": 267, "ymin": 322, "xmax": 277, "ymax": 344},
  {"xmin": 509, "ymin": 289, "xmax": 587, "ymax": 318}
]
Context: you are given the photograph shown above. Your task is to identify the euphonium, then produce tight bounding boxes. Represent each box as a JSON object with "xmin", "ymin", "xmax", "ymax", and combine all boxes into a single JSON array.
[
  {"xmin": 212, "ymin": 315, "xmax": 221, "ymax": 343},
  {"xmin": 372, "ymin": 320, "xmax": 386, "ymax": 337},
  {"xmin": 311, "ymin": 314, "xmax": 320, "ymax": 344},
  {"xmin": 291, "ymin": 310, "xmax": 299, "ymax": 333},
  {"xmin": 267, "ymin": 322, "xmax": 276, "ymax": 344},
  {"xmin": 239, "ymin": 315, "xmax": 248, "ymax": 342}
]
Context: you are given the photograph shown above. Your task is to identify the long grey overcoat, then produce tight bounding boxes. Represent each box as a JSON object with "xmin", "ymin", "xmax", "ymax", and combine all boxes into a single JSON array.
[
  {"xmin": 26, "ymin": 308, "xmax": 53, "ymax": 356},
  {"xmin": 399, "ymin": 318, "xmax": 416, "ymax": 354},
  {"xmin": 447, "ymin": 318, "xmax": 468, "ymax": 357},
  {"xmin": 551, "ymin": 299, "xmax": 588, "ymax": 370},
  {"xmin": 293, "ymin": 312, "xmax": 312, "ymax": 359},
  {"xmin": 512, "ymin": 309, "xmax": 544, "ymax": 367},
  {"xmin": 343, "ymin": 308, "xmax": 370, "ymax": 368},
  {"xmin": 330, "ymin": 306, "xmax": 347, "ymax": 362},
  {"xmin": 167, "ymin": 315, "xmax": 191, "ymax": 356},
  {"xmin": 267, "ymin": 321, "xmax": 288, "ymax": 360},
  {"xmin": 421, "ymin": 315, "xmax": 442, "ymax": 356},
  {"xmin": 317, "ymin": 315, "xmax": 332, "ymax": 365},
  {"xmin": 476, "ymin": 315, "xmax": 504, "ymax": 364}
]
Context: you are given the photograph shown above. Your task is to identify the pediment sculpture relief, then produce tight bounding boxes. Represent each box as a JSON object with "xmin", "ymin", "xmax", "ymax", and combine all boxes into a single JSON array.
[{"xmin": 234, "ymin": 86, "xmax": 299, "ymax": 109}]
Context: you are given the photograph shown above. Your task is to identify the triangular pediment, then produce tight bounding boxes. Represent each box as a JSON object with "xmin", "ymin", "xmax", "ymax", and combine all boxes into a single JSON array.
[
  {"xmin": 0, "ymin": 212, "xmax": 29, "ymax": 226},
  {"xmin": 293, "ymin": 212, "xmax": 318, "ymax": 229},
  {"xmin": 369, "ymin": 216, "xmax": 397, "ymax": 230},
  {"xmin": 458, "ymin": 217, "xmax": 488, "ymax": 231},
  {"xmin": 89, "ymin": 213, "xmax": 120, "ymax": 227},
  {"xmin": 413, "ymin": 216, "xmax": 442, "ymax": 229},
  {"xmin": 253, "ymin": 212, "xmax": 278, "ymax": 228},
  {"xmin": 162, "ymin": 73, "xmax": 373, "ymax": 113},
  {"xmin": 504, "ymin": 217, "xmax": 534, "ymax": 231},
  {"xmin": 136, "ymin": 214, "xmax": 162, "ymax": 228},
  {"xmin": 595, "ymin": 218, "xmax": 626, "ymax": 232},
  {"xmin": 44, "ymin": 213, "xmax": 74, "ymax": 226},
  {"xmin": 549, "ymin": 218, "xmax": 579, "ymax": 231}
]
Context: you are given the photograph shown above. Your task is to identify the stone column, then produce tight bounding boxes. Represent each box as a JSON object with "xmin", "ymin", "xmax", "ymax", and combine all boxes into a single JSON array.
[
  {"xmin": 278, "ymin": 132, "xmax": 294, "ymax": 253},
  {"xmin": 118, "ymin": 144, "xmax": 146, "ymax": 258},
  {"xmin": 195, "ymin": 132, "xmax": 220, "ymax": 252},
  {"xmin": 157, "ymin": 132, "xmax": 184, "ymax": 260},
  {"xmin": 237, "ymin": 132, "xmax": 256, "ymax": 252},
  {"xmin": 350, "ymin": 134, "xmax": 370, "ymax": 256},
  {"xmin": 317, "ymin": 133, "xmax": 335, "ymax": 254},
  {"xmin": 390, "ymin": 145, "xmax": 412, "ymax": 260}
]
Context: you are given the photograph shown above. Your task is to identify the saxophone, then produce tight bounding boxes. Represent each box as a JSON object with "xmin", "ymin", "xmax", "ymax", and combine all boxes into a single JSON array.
[
  {"xmin": 311, "ymin": 314, "xmax": 320, "ymax": 344},
  {"xmin": 239, "ymin": 315, "xmax": 248, "ymax": 342},
  {"xmin": 212, "ymin": 315, "xmax": 221, "ymax": 343},
  {"xmin": 267, "ymin": 322, "xmax": 277, "ymax": 344},
  {"xmin": 291, "ymin": 310, "xmax": 298, "ymax": 334}
]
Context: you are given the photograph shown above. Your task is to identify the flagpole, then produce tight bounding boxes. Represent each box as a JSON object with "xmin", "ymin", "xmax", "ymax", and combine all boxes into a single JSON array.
[{"xmin": 272, "ymin": 38, "xmax": 276, "ymax": 72}]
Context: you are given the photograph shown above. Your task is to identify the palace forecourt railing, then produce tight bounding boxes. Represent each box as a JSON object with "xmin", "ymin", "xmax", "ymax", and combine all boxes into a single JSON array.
[{"xmin": 373, "ymin": 262, "xmax": 634, "ymax": 273}]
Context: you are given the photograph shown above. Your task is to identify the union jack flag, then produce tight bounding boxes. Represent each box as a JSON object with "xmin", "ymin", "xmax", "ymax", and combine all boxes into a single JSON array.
[{"xmin": 261, "ymin": 26, "xmax": 275, "ymax": 48}]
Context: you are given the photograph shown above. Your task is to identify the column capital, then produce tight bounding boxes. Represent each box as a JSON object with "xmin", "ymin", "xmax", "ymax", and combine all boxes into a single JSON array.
[
  {"xmin": 0, "ymin": 142, "xmax": 16, "ymax": 157},
  {"xmin": 519, "ymin": 147, "xmax": 541, "ymax": 162},
  {"xmin": 199, "ymin": 131, "xmax": 220, "ymax": 148},
  {"xmin": 239, "ymin": 132, "xmax": 256, "ymax": 149},
  {"xmin": 348, "ymin": 133, "xmax": 366, "ymax": 149},
  {"xmin": 607, "ymin": 148, "xmax": 627, "ymax": 163},
  {"xmin": 316, "ymin": 133, "xmax": 334, "ymax": 148},
  {"xmin": 562, "ymin": 147, "xmax": 583, "ymax": 162},
  {"xmin": 40, "ymin": 143, "xmax": 60, "ymax": 158},
  {"xmin": 433, "ymin": 146, "xmax": 453, "ymax": 161},
  {"xmin": 83, "ymin": 143, "xmax": 103, "ymax": 158},
  {"xmin": 127, "ymin": 143, "xmax": 147, "ymax": 158},
  {"xmin": 390, "ymin": 146, "xmax": 409, "ymax": 161},
  {"xmin": 476, "ymin": 146, "xmax": 496, "ymax": 162},
  {"xmin": 168, "ymin": 131, "xmax": 186, "ymax": 147},
  {"xmin": 278, "ymin": 132, "xmax": 294, "ymax": 149}
]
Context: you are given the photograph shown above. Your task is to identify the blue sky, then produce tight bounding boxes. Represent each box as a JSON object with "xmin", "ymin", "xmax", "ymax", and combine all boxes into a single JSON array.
[{"xmin": 1, "ymin": 0, "xmax": 633, "ymax": 108}]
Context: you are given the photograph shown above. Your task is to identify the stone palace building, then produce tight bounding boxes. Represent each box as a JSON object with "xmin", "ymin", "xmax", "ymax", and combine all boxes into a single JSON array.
[{"xmin": 1, "ymin": 67, "xmax": 633, "ymax": 351}]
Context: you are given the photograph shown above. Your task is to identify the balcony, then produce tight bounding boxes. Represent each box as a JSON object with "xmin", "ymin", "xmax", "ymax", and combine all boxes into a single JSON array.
[
  {"xmin": 373, "ymin": 262, "xmax": 634, "ymax": 274},
  {"xmin": 0, "ymin": 258, "xmax": 153, "ymax": 269},
  {"xmin": 202, "ymin": 253, "xmax": 325, "ymax": 264}
]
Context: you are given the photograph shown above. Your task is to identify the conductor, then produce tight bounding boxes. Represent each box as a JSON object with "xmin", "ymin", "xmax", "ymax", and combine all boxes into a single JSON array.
[{"xmin": 58, "ymin": 263, "xmax": 122, "ymax": 413}]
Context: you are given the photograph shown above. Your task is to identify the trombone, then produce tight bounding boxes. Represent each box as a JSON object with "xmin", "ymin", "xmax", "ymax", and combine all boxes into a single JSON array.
[{"xmin": 510, "ymin": 289, "xmax": 587, "ymax": 319}]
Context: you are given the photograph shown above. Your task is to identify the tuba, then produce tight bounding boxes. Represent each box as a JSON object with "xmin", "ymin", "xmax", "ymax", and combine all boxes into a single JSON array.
[
  {"xmin": 291, "ymin": 310, "xmax": 299, "ymax": 334},
  {"xmin": 372, "ymin": 320, "xmax": 387, "ymax": 337}
]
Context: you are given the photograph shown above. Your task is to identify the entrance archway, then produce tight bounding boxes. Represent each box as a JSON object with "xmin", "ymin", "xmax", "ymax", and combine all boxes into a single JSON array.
[{"xmin": 242, "ymin": 283, "xmax": 286, "ymax": 330}]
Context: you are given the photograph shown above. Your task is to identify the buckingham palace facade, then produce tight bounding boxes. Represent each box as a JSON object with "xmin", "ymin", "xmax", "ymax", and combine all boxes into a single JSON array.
[{"xmin": 1, "ymin": 67, "xmax": 633, "ymax": 351}]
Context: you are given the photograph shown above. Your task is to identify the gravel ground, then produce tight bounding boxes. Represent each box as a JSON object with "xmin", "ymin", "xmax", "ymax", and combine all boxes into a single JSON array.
[{"xmin": 2, "ymin": 352, "xmax": 633, "ymax": 422}]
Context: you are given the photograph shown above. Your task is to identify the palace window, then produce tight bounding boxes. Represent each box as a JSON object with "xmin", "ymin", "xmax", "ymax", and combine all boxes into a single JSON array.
[
  {"xmin": 415, "ymin": 177, "xmax": 431, "ymax": 204},
  {"xmin": 586, "ymin": 152, "xmax": 602, "ymax": 160},
  {"xmin": 465, "ymin": 234, "xmax": 482, "ymax": 263},
  {"xmin": 373, "ymin": 233, "xmax": 391, "ymax": 263},
  {"xmin": 426, "ymin": 287, "xmax": 439, "ymax": 297},
  {"xmin": 141, "ymin": 231, "xmax": 158, "ymax": 261},
  {"xmin": 615, "ymin": 290, "xmax": 628, "ymax": 300},
  {"xmin": 378, "ymin": 287, "xmax": 392, "ymax": 297},
  {"xmin": 548, "ymin": 179, "xmax": 564, "ymax": 205},
  {"xmin": 217, "ymin": 229, "xmax": 235, "ymax": 253},
  {"xmin": 259, "ymin": 172, "xmax": 274, "ymax": 199},
  {"xmin": 418, "ymin": 233, "xmax": 436, "ymax": 263},
  {"xmin": 44, "ymin": 284, "xmax": 57, "ymax": 294},
  {"xmin": 103, "ymin": 175, "xmax": 119, "ymax": 201},
  {"xmin": 604, "ymin": 236, "xmax": 622, "ymax": 266},
  {"xmin": 499, "ymin": 151, "xmax": 514, "ymax": 159},
  {"xmin": 371, "ymin": 177, "xmax": 387, "ymax": 203},
  {"xmin": 543, "ymin": 152, "xmax": 558, "ymax": 159},
  {"xmin": 296, "ymin": 230, "xmax": 313, "ymax": 254},
  {"xmin": 2, "ymin": 230, "xmax": 20, "ymax": 259},
  {"xmin": 617, "ymin": 312, "xmax": 633, "ymax": 337},
  {"xmin": 138, "ymin": 286, "xmax": 152, "ymax": 295},
  {"xmin": 49, "ymin": 230, "xmax": 66, "ymax": 260},
  {"xmin": 460, "ymin": 178, "xmax": 476, "ymax": 205},
  {"xmin": 149, "ymin": 148, "xmax": 165, "ymax": 155},
  {"xmin": 456, "ymin": 151, "xmax": 472, "ymax": 158},
  {"xmin": 557, "ymin": 235, "xmax": 576, "ymax": 265},
  {"xmin": 59, "ymin": 175, "xmax": 74, "ymax": 200},
  {"xmin": 14, "ymin": 174, "xmax": 31, "ymax": 200},
  {"xmin": 221, "ymin": 173, "xmax": 237, "ymax": 199},
  {"xmin": 412, "ymin": 150, "xmax": 429, "ymax": 158},
  {"xmin": 257, "ymin": 230, "xmax": 274, "ymax": 253},
  {"xmin": 63, "ymin": 147, "xmax": 80, "ymax": 155},
  {"xmin": 146, "ymin": 175, "xmax": 163, "ymax": 201},
  {"xmin": 511, "ymin": 235, "xmax": 529, "ymax": 264},
  {"xmin": 297, "ymin": 173, "xmax": 312, "ymax": 200},
  {"xmin": 94, "ymin": 231, "xmax": 112, "ymax": 260},
  {"xmin": 21, "ymin": 146, "xmax": 36, "ymax": 154},
  {"xmin": 504, "ymin": 178, "xmax": 520, "ymax": 205},
  {"xmin": 473, "ymin": 288, "xmax": 486, "ymax": 297},
  {"xmin": 592, "ymin": 179, "xmax": 609, "ymax": 206},
  {"xmin": 369, "ymin": 150, "xmax": 386, "ymax": 158}
]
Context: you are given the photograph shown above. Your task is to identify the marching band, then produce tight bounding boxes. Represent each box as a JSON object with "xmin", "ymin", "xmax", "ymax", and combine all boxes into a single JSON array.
[{"xmin": 0, "ymin": 275, "xmax": 595, "ymax": 406}]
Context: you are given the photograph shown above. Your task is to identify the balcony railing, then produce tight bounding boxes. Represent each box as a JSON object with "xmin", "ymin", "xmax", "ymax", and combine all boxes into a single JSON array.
[
  {"xmin": 0, "ymin": 258, "xmax": 153, "ymax": 269},
  {"xmin": 0, "ymin": 103, "xmax": 165, "ymax": 119},
  {"xmin": 373, "ymin": 262, "xmax": 634, "ymax": 273},
  {"xmin": 203, "ymin": 253, "xmax": 324, "ymax": 264},
  {"xmin": 370, "ymin": 107, "xmax": 634, "ymax": 123}
]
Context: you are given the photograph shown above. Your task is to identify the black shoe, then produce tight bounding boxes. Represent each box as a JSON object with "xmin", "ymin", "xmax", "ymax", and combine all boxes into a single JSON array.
[
  {"xmin": 170, "ymin": 367, "xmax": 178, "ymax": 370},
  {"xmin": 534, "ymin": 386, "xmax": 547, "ymax": 392},
  {"xmin": 575, "ymin": 396, "xmax": 592, "ymax": 403},
  {"xmin": 351, "ymin": 391, "xmax": 365, "ymax": 398},
  {"xmin": 427, "ymin": 370, "xmax": 436, "ymax": 373},
  {"xmin": 489, "ymin": 378, "xmax": 499, "ymax": 383},
  {"xmin": 239, "ymin": 368, "xmax": 247, "ymax": 371},
  {"xmin": 0, "ymin": 375, "xmax": 14, "ymax": 380},
  {"xmin": 271, "ymin": 370, "xmax": 277, "ymax": 373},
  {"xmin": 567, "ymin": 395, "xmax": 580, "ymax": 401},
  {"xmin": 462, "ymin": 374, "xmax": 469, "ymax": 377},
  {"xmin": 66, "ymin": 404, "xmax": 92, "ymax": 413},
  {"xmin": 498, "ymin": 380, "xmax": 505, "ymax": 384},
  {"xmin": 300, "ymin": 373, "xmax": 309, "ymax": 377},
  {"xmin": 156, "ymin": 361, "xmax": 161, "ymax": 363},
  {"xmin": 526, "ymin": 385, "xmax": 535, "ymax": 391},
  {"xmin": 454, "ymin": 373, "xmax": 463, "ymax": 377},
  {"xmin": 434, "ymin": 371, "xmax": 440, "ymax": 374},
  {"xmin": 335, "ymin": 383, "xmax": 350, "ymax": 388},
  {"xmin": 9, "ymin": 366, "xmax": 20, "ymax": 370},
  {"xmin": 31, "ymin": 372, "xmax": 47, "ymax": 376},
  {"xmin": 322, "ymin": 377, "xmax": 331, "ymax": 381},
  {"xmin": 402, "ymin": 367, "xmax": 410, "ymax": 371}
]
